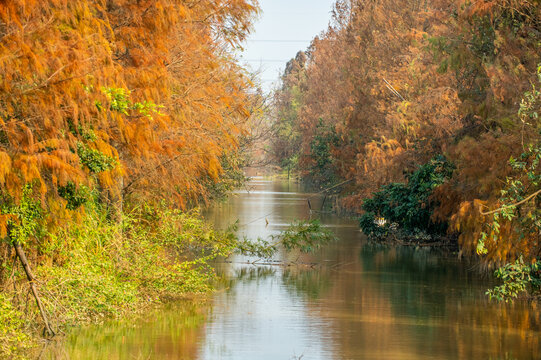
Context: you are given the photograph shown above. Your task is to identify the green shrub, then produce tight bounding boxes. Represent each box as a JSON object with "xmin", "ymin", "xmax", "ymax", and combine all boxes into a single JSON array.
[
  {"xmin": 360, "ymin": 155, "xmax": 454, "ymax": 239},
  {"xmin": 0, "ymin": 185, "xmax": 45, "ymax": 246},
  {"xmin": 486, "ymin": 257, "xmax": 541, "ymax": 303},
  {"xmin": 235, "ymin": 219, "xmax": 337, "ymax": 258},
  {"xmin": 76, "ymin": 142, "xmax": 117, "ymax": 173},
  {"xmin": 35, "ymin": 204, "xmax": 238, "ymax": 330},
  {"xmin": 0, "ymin": 294, "xmax": 30, "ymax": 359},
  {"xmin": 58, "ymin": 182, "xmax": 95, "ymax": 210},
  {"xmin": 359, "ymin": 211, "xmax": 388, "ymax": 239}
]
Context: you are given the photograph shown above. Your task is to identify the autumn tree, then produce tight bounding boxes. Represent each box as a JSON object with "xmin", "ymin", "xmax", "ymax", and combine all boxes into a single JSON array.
[
  {"xmin": 268, "ymin": 51, "xmax": 307, "ymax": 177},
  {"xmin": 0, "ymin": 0, "xmax": 260, "ymax": 223},
  {"xmin": 0, "ymin": 0, "xmax": 260, "ymax": 334},
  {"xmin": 271, "ymin": 0, "xmax": 540, "ymax": 282}
]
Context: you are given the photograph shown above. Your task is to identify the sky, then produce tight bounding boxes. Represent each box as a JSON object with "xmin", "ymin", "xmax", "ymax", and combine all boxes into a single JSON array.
[{"xmin": 237, "ymin": 0, "xmax": 337, "ymax": 92}]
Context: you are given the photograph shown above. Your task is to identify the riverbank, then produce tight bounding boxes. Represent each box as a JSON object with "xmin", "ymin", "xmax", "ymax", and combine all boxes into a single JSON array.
[{"xmin": 0, "ymin": 205, "xmax": 237, "ymax": 359}]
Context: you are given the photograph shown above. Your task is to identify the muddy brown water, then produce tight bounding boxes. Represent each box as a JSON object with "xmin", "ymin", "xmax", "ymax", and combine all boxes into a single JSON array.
[{"xmin": 40, "ymin": 179, "xmax": 540, "ymax": 359}]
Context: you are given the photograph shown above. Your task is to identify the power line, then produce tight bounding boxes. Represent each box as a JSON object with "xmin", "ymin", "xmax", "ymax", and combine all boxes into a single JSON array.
[
  {"xmin": 262, "ymin": 11, "xmax": 333, "ymax": 16},
  {"xmin": 247, "ymin": 40, "xmax": 311, "ymax": 43},
  {"xmin": 241, "ymin": 59, "xmax": 291, "ymax": 62}
]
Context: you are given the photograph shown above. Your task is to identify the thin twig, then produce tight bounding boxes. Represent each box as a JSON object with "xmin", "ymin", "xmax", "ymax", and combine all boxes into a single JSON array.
[{"xmin": 383, "ymin": 78, "xmax": 406, "ymax": 101}]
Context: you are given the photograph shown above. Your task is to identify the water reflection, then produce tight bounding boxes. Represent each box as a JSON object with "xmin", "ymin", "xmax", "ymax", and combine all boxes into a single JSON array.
[
  {"xmin": 305, "ymin": 244, "xmax": 541, "ymax": 360},
  {"xmin": 202, "ymin": 265, "xmax": 336, "ymax": 360},
  {"xmin": 39, "ymin": 301, "xmax": 208, "ymax": 359},
  {"xmin": 39, "ymin": 179, "xmax": 541, "ymax": 359}
]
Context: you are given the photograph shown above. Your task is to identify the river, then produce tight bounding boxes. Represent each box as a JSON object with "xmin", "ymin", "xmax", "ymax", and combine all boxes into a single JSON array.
[{"xmin": 40, "ymin": 179, "xmax": 540, "ymax": 359}]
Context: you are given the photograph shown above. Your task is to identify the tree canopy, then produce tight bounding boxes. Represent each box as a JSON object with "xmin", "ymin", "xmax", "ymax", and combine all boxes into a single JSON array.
[{"xmin": 0, "ymin": 0, "xmax": 260, "ymax": 235}]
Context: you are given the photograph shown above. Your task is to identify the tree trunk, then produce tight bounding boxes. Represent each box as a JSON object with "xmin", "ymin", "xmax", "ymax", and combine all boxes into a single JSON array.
[
  {"xmin": 12, "ymin": 240, "xmax": 55, "ymax": 337},
  {"xmin": 321, "ymin": 195, "xmax": 327, "ymax": 211}
]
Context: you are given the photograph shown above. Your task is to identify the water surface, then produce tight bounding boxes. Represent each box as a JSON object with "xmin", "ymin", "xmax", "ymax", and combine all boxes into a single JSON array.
[{"xmin": 42, "ymin": 179, "xmax": 541, "ymax": 359}]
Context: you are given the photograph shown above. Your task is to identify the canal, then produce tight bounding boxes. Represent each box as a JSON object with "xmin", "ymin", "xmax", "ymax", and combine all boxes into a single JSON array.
[{"xmin": 41, "ymin": 179, "xmax": 541, "ymax": 359}]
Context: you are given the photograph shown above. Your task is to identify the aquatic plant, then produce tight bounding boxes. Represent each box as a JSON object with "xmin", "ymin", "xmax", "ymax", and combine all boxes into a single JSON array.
[{"xmin": 235, "ymin": 219, "xmax": 338, "ymax": 258}]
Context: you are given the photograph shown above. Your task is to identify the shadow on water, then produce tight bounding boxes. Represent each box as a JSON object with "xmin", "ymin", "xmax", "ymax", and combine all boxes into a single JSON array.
[{"xmin": 38, "ymin": 179, "xmax": 541, "ymax": 360}]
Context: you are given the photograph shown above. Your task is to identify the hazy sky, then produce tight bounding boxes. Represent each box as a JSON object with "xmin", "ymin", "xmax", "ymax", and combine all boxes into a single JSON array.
[{"xmin": 238, "ymin": 0, "xmax": 337, "ymax": 92}]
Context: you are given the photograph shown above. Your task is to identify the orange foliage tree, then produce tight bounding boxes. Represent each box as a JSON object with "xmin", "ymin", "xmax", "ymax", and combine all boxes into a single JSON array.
[
  {"xmin": 269, "ymin": 0, "xmax": 540, "ymax": 267},
  {"xmin": 0, "ymin": 0, "xmax": 259, "ymax": 221},
  {"xmin": 0, "ymin": 0, "xmax": 260, "ymax": 330}
]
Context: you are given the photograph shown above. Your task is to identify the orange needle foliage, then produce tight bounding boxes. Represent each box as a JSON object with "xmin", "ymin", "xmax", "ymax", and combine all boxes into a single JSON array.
[
  {"xmin": 0, "ymin": 0, "xmax": 260, "ymax": 227},
  {"xmin": 270, "ymin": 0, "xmax": 540, "ymax": 265}
]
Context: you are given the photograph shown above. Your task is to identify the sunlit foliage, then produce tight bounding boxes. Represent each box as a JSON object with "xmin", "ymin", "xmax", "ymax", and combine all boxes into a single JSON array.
[{"xmin": 0, "ymin": 0, "xmax": 259, "ymax": 227}]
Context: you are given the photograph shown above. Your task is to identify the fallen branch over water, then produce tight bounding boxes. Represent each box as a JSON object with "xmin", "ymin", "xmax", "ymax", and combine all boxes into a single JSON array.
[
  {"xmin": 220, "ymin": 260, "xmax": 319, "ymax": 268},
  {"xmin": 235, "ymin": 219, "xmax": 338, "ymax": 258}
]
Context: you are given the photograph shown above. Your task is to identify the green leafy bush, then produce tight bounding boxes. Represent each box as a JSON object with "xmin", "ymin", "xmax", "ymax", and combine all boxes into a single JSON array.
[
  {"xmin": 0, "ymin": 185, "xmax": 45, "ymax": 246},
  {"xmin": 37, "ymin": 205, "xmax": 239, "ymax": 325},
  {"xmin": 359, "ymin": 211, "xmax": 389, "ymax": 239},
  {"xmin": 360, "ymin": 155, "xmax": 454, "ymax": 239},
  {"xmin": 278, "ymin": 219, "xmax": 337, "ymax": 252},
  {"xmin": 486, "ymin": 257, "xmax": 541, "ymax": 303},
  {"xmin": 76, "ymin": 142, "xmax": 117, "ymax": 173},
  {"xmin": 0, "ymin": 203, "xmax": 240, "ymax": 357},
  {"xmin": 58, "ymin": 182, "xmax": 95, "ymax": 210},
  {"xmin": 0, "ymin": 294, "xmax": 30, "ymax": 359}
]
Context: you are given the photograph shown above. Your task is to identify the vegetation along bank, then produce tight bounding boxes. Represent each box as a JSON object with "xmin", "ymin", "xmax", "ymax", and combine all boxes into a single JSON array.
[
  {"xmin": 268, "ymin": 0, "xmax": 540, "ymax": 301},
  {"xmin": 0, "ymin": 1, "xmax": 263, "ymax": 357},
  {"xmin": 1, "ymin": 0, "xmax": 540, "ymax": 357}
]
